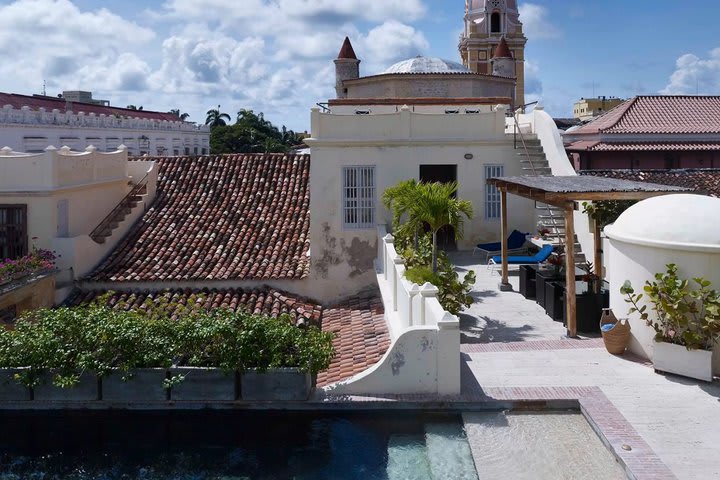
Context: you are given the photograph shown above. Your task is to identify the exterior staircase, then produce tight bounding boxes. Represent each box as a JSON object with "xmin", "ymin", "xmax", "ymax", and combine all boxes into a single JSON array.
[
  {"xmin": 90, "ymin": 181, "xmax": 148, "ymax": 244},
  {"xmin": 509, "ymin": 133, "xmax": 586, "ymax": 264}
]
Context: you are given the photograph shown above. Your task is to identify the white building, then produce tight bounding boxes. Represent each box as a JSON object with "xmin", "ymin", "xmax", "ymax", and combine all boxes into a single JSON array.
[
  {"xmin": 0, "ymin": 92, "xmax": 209, "ymax": 156},
  {"xmin": 305, "ymin": 38, "xmax": 539, "ymax": 301}
]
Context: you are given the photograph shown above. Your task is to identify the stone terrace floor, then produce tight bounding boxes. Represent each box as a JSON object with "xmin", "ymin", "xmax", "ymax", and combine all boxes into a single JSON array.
[{"xmin": 447, "ymin": 251, "xmax": 720, "ymax": 480}]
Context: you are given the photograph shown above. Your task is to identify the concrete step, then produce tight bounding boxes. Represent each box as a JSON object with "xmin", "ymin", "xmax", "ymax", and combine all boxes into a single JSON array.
[
  {"xmin": 425, "ymin": 423, "xmax": 478, "ymax": 480},
  {"xmin": 386, "ymin": 435, "xmax": 432, "ymax": 480}
]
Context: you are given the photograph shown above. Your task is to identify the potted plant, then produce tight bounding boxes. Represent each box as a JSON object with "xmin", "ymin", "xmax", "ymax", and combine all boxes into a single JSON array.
[
  {"xmin": 239, "ymin": 315, "xmax": 334, "ymax": 401},
  {"xmin": 622, "ymin": 264, "xmax": 720, "ymax": 382}
]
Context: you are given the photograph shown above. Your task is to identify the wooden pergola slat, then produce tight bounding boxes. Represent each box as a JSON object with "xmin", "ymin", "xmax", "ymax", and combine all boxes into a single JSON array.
[{"xmin": 489, "ymin": 176, "xmax": 690, "ymax": 338}]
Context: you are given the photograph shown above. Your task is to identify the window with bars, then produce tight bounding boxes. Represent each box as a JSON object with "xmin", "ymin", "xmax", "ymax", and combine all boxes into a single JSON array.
[
  {"xmin": 484, "ymin": 165, "xmax": 504, "ymax": 220},
  {"xmin": 0, "ymin": 205, "xmax": 28, "ymax": 259},
  {"xmin": 342, "ymin": 166, "xmax": 376, "ymax": 229}
]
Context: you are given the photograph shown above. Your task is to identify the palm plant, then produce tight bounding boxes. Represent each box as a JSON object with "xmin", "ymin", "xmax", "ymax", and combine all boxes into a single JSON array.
[
  {"xmin": 382, "ymin": 179, "xmax": 420, "ymax": 245},
  {"xmin": 205, "ymin": 105, "xmax": 231, "ymax": 127},
  {"xmin": 169, "ymin": 109, "xmax": 190, "ymax": 121},
  {"xmin": 405, "ymin": 182, "xmax": 473, "ymax": 272}
]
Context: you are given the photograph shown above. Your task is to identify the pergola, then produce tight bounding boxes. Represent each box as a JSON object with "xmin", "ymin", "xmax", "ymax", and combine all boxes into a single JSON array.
[{"xmin": 487, "ymin": 175, "xmax": 691, "ymax": 337}]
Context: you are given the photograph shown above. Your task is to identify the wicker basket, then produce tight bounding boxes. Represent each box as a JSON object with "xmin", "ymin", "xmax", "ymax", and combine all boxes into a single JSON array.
[{"xmin": 600, "ymin": 309, "xmax": 631, "ymax": 355}]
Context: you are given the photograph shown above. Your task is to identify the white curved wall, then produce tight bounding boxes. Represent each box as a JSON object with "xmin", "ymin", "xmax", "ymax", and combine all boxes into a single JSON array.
[{"xmin": 606, "ymin": 236, "xmax": 720, "ymax": 375}]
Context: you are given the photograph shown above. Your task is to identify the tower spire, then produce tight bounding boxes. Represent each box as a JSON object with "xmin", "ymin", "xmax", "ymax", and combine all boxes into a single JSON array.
[{"xmin": 334, "ymin": 37, "xmax": 361, "ymax": 99}]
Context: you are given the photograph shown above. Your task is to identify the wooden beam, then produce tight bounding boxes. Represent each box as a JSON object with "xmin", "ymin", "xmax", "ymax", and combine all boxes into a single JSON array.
[
  {"xmin": 545, "ymin": 191, "xmax": 679, "ymax": 203},
  {"xmin": 564, "ymin": 208, "xmax": 577, "ymax": 338},
  {"xmin": 593, "ymin": 218, "xmax": 603, "ymax": 293},
  {"xmin": 499, "ymin": 187, "xmax": 511, "ymax": 291}
]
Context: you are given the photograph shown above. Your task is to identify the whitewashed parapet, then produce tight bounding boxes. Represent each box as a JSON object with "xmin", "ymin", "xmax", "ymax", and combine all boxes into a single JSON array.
[
  {"xmin": 0, "ymin": 144, "xmax": 129, "ymax": 191},
  {"xmin": 0, "ymin": 105, "xmax": 210, "ymax": 133},
  {"xmin": 325, "ymin": 227, "xmax": 461, "ymax": 395}
]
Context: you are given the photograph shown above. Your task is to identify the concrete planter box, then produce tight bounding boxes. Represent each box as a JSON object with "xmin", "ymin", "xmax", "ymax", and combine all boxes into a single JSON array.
[
  {"xmin": 102, "ymin": 369, "xmax": 168, "ymax": 402},
  {"xmin": 241, "ymin": 368, "xmax": 311, "ymax": 401},
  {"xmin": 169, "ymin": 367, "xmax": 237, "ymax": 401},
  {"xmin": 33, "ymin": 372, "xmax": 99, "ymax": 401},
  {"xmin": 654, "ymin": 341, "xmax": 713, "ymax": 382},
  {"xmin": 0, "ymin": 368, "xmax": 31, "ymax": 401}
]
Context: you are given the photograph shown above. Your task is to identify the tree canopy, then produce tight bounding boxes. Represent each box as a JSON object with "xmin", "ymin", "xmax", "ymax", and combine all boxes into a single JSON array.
[{"xmin": 210, "ymin": 109, "xmax": 305, "ymax": 154}]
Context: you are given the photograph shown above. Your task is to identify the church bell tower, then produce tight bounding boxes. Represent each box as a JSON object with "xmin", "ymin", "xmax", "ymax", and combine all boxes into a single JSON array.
[{"xmin": 459, "ymin": 0, "xmax": 527, "ymax": 107}]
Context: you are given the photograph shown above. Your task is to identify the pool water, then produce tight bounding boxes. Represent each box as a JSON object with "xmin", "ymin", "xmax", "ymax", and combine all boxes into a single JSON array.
[{"xmin": 0, "ymin": 411, "xmax": 478, "ymax": 480}]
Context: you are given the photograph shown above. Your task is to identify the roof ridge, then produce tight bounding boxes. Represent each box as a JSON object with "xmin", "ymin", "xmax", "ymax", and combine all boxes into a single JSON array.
[{"xmin": 597, "ymin": 96, "xmax": 638, "ymax": 133}]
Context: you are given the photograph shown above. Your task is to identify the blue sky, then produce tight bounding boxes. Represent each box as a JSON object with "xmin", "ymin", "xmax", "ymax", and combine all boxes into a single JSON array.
[{"xmin": 1, "ymin": 0, "xmax": 718, "ymax": 130}]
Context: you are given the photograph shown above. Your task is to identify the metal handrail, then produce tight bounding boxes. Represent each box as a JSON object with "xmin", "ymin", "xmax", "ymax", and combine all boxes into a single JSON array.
[
  {"xmin": 89, "ymin": 173, "xmax": 150, "ymax": 242},
  {"xmin": 512, "ymin": 110, "xmax": 565, "ymax": 248}
]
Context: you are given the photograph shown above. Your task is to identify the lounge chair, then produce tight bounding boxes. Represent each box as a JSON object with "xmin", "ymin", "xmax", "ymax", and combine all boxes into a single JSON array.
[
  {"xmin": 473, "ymin": 229, "xmax": 529, "ymax": 262},
  {"xmin": 487, "ymin": 244, "xmax": 554, "ymax": 272}
]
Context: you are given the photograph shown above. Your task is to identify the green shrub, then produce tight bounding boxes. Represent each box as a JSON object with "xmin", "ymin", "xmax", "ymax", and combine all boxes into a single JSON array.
[
  {"xmin": 621, "ymin": 264, "xmax": 720, "ymax": 351},
  {"xmin": 0, "ymin": 304, "xmax": 336, "ymax": 388}
]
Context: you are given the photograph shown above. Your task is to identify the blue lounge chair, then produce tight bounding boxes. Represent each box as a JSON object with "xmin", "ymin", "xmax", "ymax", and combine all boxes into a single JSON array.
[
  {"xmin": 488, "ymin": 244, "xmax": 554, "ymax": 272},
  {"xmin": 473, "ymin": 229, "xmax": 529, "ymax": 262}
]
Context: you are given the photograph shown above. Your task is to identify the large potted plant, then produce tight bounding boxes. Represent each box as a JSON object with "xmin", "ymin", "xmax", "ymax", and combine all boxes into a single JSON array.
[
  {"xmin": 622, "ymin": 264, "xmax": 720, "ymax": 382},
  {"xmin": 239, "ymin": 315, "xmax": 334, "ymax": 401}
]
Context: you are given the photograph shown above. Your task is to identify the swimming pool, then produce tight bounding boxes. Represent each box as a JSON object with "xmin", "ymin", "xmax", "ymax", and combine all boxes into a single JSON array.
[{"xmin": 0, "ymin": 410, "xmax": 624, "ymax": 479}]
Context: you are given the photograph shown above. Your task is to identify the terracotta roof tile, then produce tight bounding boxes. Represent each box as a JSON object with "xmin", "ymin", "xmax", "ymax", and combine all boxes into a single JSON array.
[
  {"xmin": 580, "ymin": 169, "xmax": 720, "ymax": 197},
  {"xmin": 64, "ymin": 287, "xmax": 322, "ymax": 328},
  {"xmin": 493, "ymin": 37, "xmax": 513, "ymax": 58},
  {"xmin": 571, "ymin": 96, "xmax": 720, "ymax": 135},
  {"xmin": 337, "ymin": 37, "xmax": 358, "ymax": 60},
  {"xmin": 316, "ymin": 296, "xmax": 390, "ymax": 387},
  {"xmin": 88, "ymin": 154, "xmax": 310, "ymax": 282},
  {"xmin": 567, "ymin": 141, "xmax": 720, "ymax": 152}
]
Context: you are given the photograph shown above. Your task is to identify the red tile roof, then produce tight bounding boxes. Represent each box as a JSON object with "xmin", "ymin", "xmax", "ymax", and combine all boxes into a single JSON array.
[
  {"xmin": 581, "ymin": 169, "xmax": 720, "ymax": 197},
  {"xmin": 571, "ymin": 96, "xmax": 720, "ymax": 135},
  {"xmin": 493, "ymin": 37, "xmax": 513, "ymax": 58},
  {"xmin": 337, "ymin": 37, "xmax": 358, "ymax": 60},
  {"xmin": 567, "ymin": 141, "xmax": 720, "ymax": 152},
  {"xmin": 89, "ymin": 154, "xmax": 310, "ymax": 282},
  {"xmin": 316, "ymin": 296, "xmax": 390, "ymax": 387},
  {"xmin": 65, "ymin": 287, "xmax": 323, "ymax": 327},
  {"xmin": 0, "ymin": 92, "xmax": 180, "ymax": 123}
]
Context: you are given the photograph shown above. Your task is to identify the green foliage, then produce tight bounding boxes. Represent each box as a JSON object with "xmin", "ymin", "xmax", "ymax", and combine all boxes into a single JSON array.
[
  {"xmin": 205, "ymin": 105, "xmax": 231, "ymax": 127},
  {"xmin": 622, "ymin": 264, "xmax": 720, "ymax": 351},
  {"xmin": 0, "ymin": 302, "xmax": 335, "ymax": 388},
  {"xmin": 582, "ymin": 200, "xmax": 636, "ymax": 229},
  {"xmin": 210, "ymin": 109, "xmax": 304, "ymax": 154},
  {"xmin": 399, "ymin": 232, "xmax": 476, "ymax": 315}
]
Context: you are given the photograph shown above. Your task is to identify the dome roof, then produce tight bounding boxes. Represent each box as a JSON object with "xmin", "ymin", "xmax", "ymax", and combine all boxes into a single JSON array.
[
  {"xmin": 382, "ymin": 56, "xmax": 472, "ymax": 75},
  {"xmin": 605, "ymin": 194, "xmax": 720, "ymax": 252}
]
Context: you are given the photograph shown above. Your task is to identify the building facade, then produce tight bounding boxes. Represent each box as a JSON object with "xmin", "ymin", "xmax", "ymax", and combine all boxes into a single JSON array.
[
  {"xmin": 573, "ymin": 96, "xmax": 625, "ymax": 122},
  {"xmin": 0, "ymin": 92, "xmax": 209, "ymax": 156},
  {"xmin": 458, "ymin": 0, "xmax": 527, "ymax": 107}
]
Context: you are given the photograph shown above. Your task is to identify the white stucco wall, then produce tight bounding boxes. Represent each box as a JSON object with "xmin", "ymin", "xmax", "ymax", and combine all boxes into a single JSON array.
[
  {"xmin": 306, "ymin": 106, "xmax": 536, "ymax": 302},
  {"xmin": 0, "ymin": 105, "xmax": 209, "ymax": 156}
]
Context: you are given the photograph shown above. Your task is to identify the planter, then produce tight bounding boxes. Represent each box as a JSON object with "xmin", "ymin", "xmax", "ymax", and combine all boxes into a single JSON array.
[
  {"xmin": 0, "ymin": 368, "xmax": 32, "ymax": 401},
  {"xmin": 519, "ymin": 265, "xmax": 537, "ymax": 299},
  {"xmin": 545, "ymin": 281, "xmax": 565, "ymax": 322},
  {"xmin": 653, "ymin": 341, "xmax": 713, "ymax": 382},
  {"xmin": 241, "ymin": 368, "xmax": 311, "ymax": 401},
  {"xmin": 33, "ymin": 372, "xmax": 99, "ymax": 402},
  {"xmin": 102, "ymin": 369, "xmax": 168, "ymax": 402},
  {"xmin": 169, "ymin": 367, "xmax": 237, "ymax": 401}
]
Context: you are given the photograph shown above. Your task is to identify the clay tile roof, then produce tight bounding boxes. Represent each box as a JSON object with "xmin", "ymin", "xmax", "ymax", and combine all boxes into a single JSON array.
[
  {"xmin": 493, "ymin": 37, "xmax": 513, "ymax": 59},
  {"xmin": 64, "ymin": 287, "xmax": 323, "ymax": 328},
  {"xmin": 571, "ymin": 96, "xmax": 720, "ymax": 135},
  {"xmin": 580, "ymin": 169, "xmax": 720, "ymax": 198},
  {"xmin": 568, "ymin": 141, "xmax": 720, "ymax": 152},
  {"xmin": 316, "ymin": 295, "xmax": 390, "ymax": 387},
  {"xmin": 337, "ymin": 37, "xmax": 358, "ymax": 60},
  {"xmin": 88, "ymin": 154, "xmax": 310, "ymax": 282}
]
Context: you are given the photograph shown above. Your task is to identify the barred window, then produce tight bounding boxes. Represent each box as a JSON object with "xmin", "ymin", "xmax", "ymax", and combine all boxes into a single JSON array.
[
  {"xmin": 0, "ymin": 205, "xmax": 28, "ymax": 259},
  {"xmin": 342, "ymin": 166, "xmax": 376, "ymax": 229},
  {"xmin": 484, "ymin": 165, "xmax": 504, "ymax": 220}
]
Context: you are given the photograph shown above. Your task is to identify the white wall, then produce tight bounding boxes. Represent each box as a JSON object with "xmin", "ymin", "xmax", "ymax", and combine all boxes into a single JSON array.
[
  {"xmin": 606, "ymin": 236, "xmax": 720, "ymax": 375},
  {"xmin": 307, "ymin": 105, "xmax": 536, "ymax": 302},
  {"xmin": 0, "ymin": 105, "xmax": 209, "ymax": 156}
]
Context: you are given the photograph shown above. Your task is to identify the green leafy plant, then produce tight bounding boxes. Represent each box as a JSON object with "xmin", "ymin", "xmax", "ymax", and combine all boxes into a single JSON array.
[
  {"xmin": 621, "ymin": 264, "xmax": 720, "ymax": 351},
  {"xmin": 582, "ymin": 200, "xmax": 636, "ymax": 229}
]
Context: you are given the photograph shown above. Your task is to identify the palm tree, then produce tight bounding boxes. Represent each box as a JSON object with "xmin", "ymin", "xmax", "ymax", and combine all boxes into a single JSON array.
[
  {"xmin": 382, "ymin": 179, "xmax": 420, "ymax": 232},
  {"xmin": 205, "ymin": 105, "xmax": 231, "ymax": 127},
  {"xmin": 406, "ymin": 182, "xmax": 473, "ymax": 272},
  {"xmin": 169, "ymin": 109, "xmax": 190, "ymax": 121}
]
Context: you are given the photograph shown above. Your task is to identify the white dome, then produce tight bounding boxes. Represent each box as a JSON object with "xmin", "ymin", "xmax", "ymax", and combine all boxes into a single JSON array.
[
  {"xmin": 605, "ymin": 194, "xmax": 720, "ymax": 252},
  {"xmin": 383, "ymin": 57, "xmax": 472, "ymax": 75}
]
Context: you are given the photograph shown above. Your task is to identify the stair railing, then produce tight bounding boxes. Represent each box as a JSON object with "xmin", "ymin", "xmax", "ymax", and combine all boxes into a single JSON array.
[
  {"xmin": 511, "ymin": 109, "xmax": 565, "ymax": 248},
  {"xmin": 90, "ymin": 172, "xmax": 150, "ymax": 243}
]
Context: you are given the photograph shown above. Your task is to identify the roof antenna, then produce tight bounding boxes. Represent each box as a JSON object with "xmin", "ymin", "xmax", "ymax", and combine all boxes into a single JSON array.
[{"xmin": 42, "ymin": 80, "xmax": 46, "ymax": 97}]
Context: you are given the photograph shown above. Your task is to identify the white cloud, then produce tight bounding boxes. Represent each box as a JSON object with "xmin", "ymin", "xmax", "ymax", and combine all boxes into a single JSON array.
[
  {"xmin": 361, "ymin": 21, "xmax": 430, "ymax": 72},
  {"xmin": 660, "ymin": 49, "xmax": 720, "ymax": 95},
  {"xmin": 518, "ymin": 3, "xmax": 562, "ymax": 40}
]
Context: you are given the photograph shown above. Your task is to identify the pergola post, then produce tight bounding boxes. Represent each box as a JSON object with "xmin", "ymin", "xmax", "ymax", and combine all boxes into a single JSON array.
[
  {"xmin": 499, "ymin": 187, "xmax": 512, "ymax": 291},
  {"xmin": 593, "ymin": 219, "xmax": 603, "ymax": 293},
  {"xmin": 564, "ymin": 207, "xmax": 577, "ymax": 338}
]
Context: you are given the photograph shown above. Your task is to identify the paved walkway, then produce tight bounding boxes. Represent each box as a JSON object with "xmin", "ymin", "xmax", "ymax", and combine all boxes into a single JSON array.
[{"xmin": 450, "ymin": 251, "xmax": 720, "ymax": 480}]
